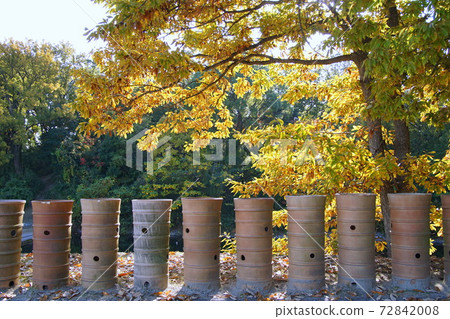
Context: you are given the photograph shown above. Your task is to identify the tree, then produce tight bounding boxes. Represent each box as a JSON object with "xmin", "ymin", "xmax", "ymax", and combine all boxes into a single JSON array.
[
  {"xmin": 73, "ymin": 0, "xmax": 449, "ymax": 253},
  {"xmin": 0, "ymin": 40, "xmax": 80, "ymax": 174},
  {"xmin": 228, "ymin": 76, "xmax": 449, "ymax": 253}
]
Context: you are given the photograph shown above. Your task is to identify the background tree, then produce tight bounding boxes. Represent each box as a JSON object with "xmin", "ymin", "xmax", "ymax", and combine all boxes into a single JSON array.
[{"xmin": 0, "ymin": 40, "xmax": 81, "ymax": 175}]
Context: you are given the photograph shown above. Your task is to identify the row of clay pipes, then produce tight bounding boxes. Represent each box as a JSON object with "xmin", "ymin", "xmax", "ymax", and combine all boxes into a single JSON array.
[{"xmin": 0, "ymin": 193, "xmax": 448, "ymax": 292}]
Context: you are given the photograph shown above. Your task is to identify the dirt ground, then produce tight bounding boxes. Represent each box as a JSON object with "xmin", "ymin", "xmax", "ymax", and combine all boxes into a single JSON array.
[{"xmin": 1, "ymin": 252, "xmax": 449, "ymax": 301}]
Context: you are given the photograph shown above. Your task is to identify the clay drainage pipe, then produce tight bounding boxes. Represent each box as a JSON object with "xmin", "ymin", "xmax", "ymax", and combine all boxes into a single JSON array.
[
  {"xmin": 182, "ymin": 197, "xmax": 223, "ymax": 291},
  {"xmin": 0, "ymin": 200, "xmax": 25, "ymax": 289},
  {"xmin": 286, "ymin": 195, "xmax": 326, "ymax": 292},
  {"xmin": 132, "ymin": 199, "xmax": 172, "ymax": 292},
  {"xmin": 442, "ymin": 194, "xmax": 450, "ymax": 286},
  {"xmin": 389, "ymin": 193, "xmax": 432, "ymax": 290},
  {"xmin": 32, "ymin": 200, "xmax": 74, "ymax": 290},
  {"xmin": 81, "ymin": 198, "xmax": 121, "ymax": 290},
  {"xmin": 336, "ymin": 193, "xmax": 376, "ymax": 291},
  {"xmin": 234, "ymin": 197, "xmax": 274, "ymax": 292}
]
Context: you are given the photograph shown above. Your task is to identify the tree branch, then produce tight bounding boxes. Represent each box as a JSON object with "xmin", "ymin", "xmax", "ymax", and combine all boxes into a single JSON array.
[
  {"xmin": 203, "ymin": 34, "xmax": 284, "ymax": 72},
  {"xmin": 217, "ymin": 1, "xmax": 283, "ymax": 14},
  {"xmin": 325, "ymin": 2, "xmax": 351, "ymax": 31},
  {"xmin": 296, "ymin": 0, "xmax": 327, "ymax": 58},
  {"xmin": 179, "ymin": 60, "xmax": 239, "ymax": 104},
  {"xmin": 236, "ymin": 53, "xmax": 356, "ymax": 66}
]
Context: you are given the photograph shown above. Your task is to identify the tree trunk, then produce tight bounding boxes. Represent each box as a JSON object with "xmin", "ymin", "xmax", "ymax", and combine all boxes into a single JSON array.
[
  {"xmin": 367, "ymin": 119, "xmax": 392, "ymax": 256},
  {"xmin": 351, "ymin": 0, "xmax": 410, "ymax": 255},
  {"xmin": 355, "ymin": 56, "xmax": 392, "ymax": 256},
  {"xmin": 235, "ymin": 110, "xmax": 244, "ymax": 132},
  {"xmin": 379, "ymin": 183, "xmax": 393, "ymax": 256},
  {"xmin": 386, "ymin": 2, "xmax": 413, "ymax": 194},
  {"xmin": 367, "ymin": 118, "xmax": 385, "ymax": 156},
  {"xmin": 394, "ymin": 119, "xmax": 412, "ymax": 193},
  {"xmin": 12, "ymin": 144, "xmax": 23, "ymax": 175}
]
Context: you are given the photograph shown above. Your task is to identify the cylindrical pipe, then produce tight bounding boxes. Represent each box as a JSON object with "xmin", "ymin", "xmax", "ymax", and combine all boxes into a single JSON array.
[
  {"xmin": 0, "ymin": 200, "xmax": 25, "ymax": 289},
  {"xmin": 234, "ymin": 198, "xmax": 274, "ymax": 291},
  {"xmin": 132, "ymin": 199, "xmax": 172, "ymax": 292},
  {"xmin": 81, "ymin": 198, "xmax": 121, "ymax": 290},
  {"xmin": 336, "ymin": 193, "xmax": 376, "ymax": 291},
  {"xmin": 32, "ymin": 200, "xmax": 73, "ymax": 290},
  {"xmin": 286, "ymin": 195, "xmax": 326, "ymax": 292},
  {"xmin": 182, "ymin": 197, "xmax": 222, "ymax": 290},
  {"xmin": 442, "ymin": 195, "xmax": 450, "ymax": 286},
  {"xmin": 389, "ymin": 193, "xmax": 431, "ymax": 290}
]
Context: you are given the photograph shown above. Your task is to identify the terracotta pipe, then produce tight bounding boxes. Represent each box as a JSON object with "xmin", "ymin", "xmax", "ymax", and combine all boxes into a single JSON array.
[
  {"xmin": 182, "ymin": 197, "xmax": 223, "ymax": 291},
  {"xmin": 132, "ymin": 199, "xmax": 172, "ymax": 292},
  {"xmin": 81, "ymin": 198, "xmax": 121, "ymax": 290},
  {"xmin": 389, "ymin": 193, "xmax": 431, "ymax": 290},
  {"xmin": 234, "ymin": 198, "xmax": 274, "ymax": 291},
  {"xmin": 286, "ymin": 195, "xmax": 326, "ymax": 292},
  {"xmin": 336, "ymin": 193, "xmax": 376, "ymax": 291},
  {"xmin": 32, "ymin": 200, "xmax": 73, "ymax": 290},
  {"xmin": 442, "ymin": 195, "xmax": 450, "ymax": 286},
  {"xmin": 0, "ymin": 200, "xmax": 25, "ymax": 289}
]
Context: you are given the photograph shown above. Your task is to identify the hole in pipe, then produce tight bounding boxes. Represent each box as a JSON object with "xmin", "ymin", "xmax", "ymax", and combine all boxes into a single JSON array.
[
  {"xmin": 310, "ymin": 253, "xmax": 315, "ymax": 258},
  {"xmin": 10, "ymin": 230, "xmax": 16, "ymax": 237},
  {"xmin": 141, "ymin": 228, "xmax": 148, "ymax": 234},
  {"xmin": 144, "ymin": 282, "xmax": 149, "ymax": 288},
  {"xmin": 185, "ymin": 228, "xmax": 190, "ymax": 233},
  {"xmin": 93, "ymin": 256, "xmax": 100, "ymax": 262},
  {"xmin": 264, "ymin": 226, "xmax": 269, "ymax": 232},
  {"xmin": 351, "ymin": 282, "xmax": 357, "ymax": 286},
  {"xmin": 42, "ymin": 285, "xmax": 48, "ymax": 290},
  {"xmin": 350, "ymin": 225, "xmax": 356, "ymax": 230},
  {"xmin": 214, "ymin": 255, "xmax": 217, "ymax": 260},
  {"xmin": 415, "ymin": 253, "xmax": 421, "ymax": 259},
  {"xmin": 116, "ymin": 228, "xmax": 119, "ymax": 232},
  {"xmin": 241, "ymin": 255, "xmax": 245, "ymax": 261},
  {"xmin": 44, "ymin": 230, "xmax": 50, "ymax": 236},
  {"xmin": 9, "ymin": 281, "xmax": 14, "ymax": 288}
]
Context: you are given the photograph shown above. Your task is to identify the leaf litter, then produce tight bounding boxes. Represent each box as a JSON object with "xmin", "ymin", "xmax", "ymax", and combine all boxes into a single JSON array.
[{"xmin": 1, "ymin": 253, "xmax": 449, "ymax": 301}]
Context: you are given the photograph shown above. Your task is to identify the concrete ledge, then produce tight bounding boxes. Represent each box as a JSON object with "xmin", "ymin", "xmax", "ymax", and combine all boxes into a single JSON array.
[{"xmin": 392, "ymin": 276, "xmax": 430, "ymax": 290}]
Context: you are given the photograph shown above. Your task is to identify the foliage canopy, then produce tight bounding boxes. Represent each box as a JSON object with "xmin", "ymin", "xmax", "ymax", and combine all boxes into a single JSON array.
[{"xmin": 71, "ymin": 0, "xmax": 449, "ymax": 253}]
